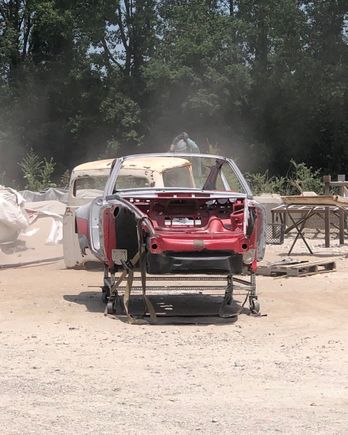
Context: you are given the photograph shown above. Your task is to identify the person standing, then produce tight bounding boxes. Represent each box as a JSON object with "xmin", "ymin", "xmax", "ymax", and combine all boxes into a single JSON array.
[
  {"xmin": 169, "ymin": 131, "xmax": 202, "ymax": 179},
  {"xmin": 170, "ymin": 132, "xmax": 200, "ymax": 154}
]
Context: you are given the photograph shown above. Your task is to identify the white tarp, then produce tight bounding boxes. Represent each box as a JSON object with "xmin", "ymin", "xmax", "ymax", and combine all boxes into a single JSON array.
[
  {"xmin": 25, "ymin": 200, "xmax": 66, "ymax": 216},
  {"xmin": 0, "ymin": 186, "xmax": 30, "ymax": 243},
  {"xmin": 19, "ymin": 188, "xmax": 68, "ymax": 203},
  {"xmin": 25, "ymin": 207, "xmax": 63, "ymax": 245},
  {"xmin": 0, "ymin": 187, "xmax": 63, "ymax": 245}
]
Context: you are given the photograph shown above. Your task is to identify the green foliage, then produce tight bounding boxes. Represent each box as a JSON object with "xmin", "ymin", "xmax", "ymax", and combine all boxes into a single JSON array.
[
  {"xmin": 287, "ymin": 160, "xmax": 322, "ymax": 195},
  {"xmin": 0, "ymin": 0, "xmax": 347, "ymax": 184},
  {"xmin": 246, "ymin": 171, "xmax": 286, "ymax": 195},
  {"xmin": 247, "ymin": 161, "xmax": 322, "ymax": 195},
  {"xmin": 100, "ymin": 92, "xmax": 143, "ymax": 146},
  {"xmin": 19, "ymin": 149, "xmax": 56, "ymax": 191}
]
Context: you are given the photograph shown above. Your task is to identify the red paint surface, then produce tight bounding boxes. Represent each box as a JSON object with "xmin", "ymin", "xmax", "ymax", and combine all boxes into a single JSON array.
[
  {"xmin": 76, "ymin": 217, "xmax": 89, "ymax": 238},
  {"xmin": 103, "ymin": 207, "xmax": 116, "ymax": 267},
  {"xmin": 148, "ymin": 233, "xmax": 248, "ymax": 254},
  {"xmin": 101, "ymin": 194, "xmax": 262, "ymax": 269}
]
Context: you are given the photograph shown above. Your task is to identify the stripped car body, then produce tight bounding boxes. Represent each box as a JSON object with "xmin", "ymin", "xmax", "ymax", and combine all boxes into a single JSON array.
[
  {"xmin": 63, "ymin": 159, "xmax": 113, "ymax": 268},
  {"xmin": 76, "ymin": 153, "xmax": 266, "ymax": 320}
]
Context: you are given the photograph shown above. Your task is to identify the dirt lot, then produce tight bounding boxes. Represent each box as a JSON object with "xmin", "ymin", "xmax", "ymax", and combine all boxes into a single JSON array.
[{"xmin": 1, "ymin": 220, "xmax": 348, "ymax": 434}]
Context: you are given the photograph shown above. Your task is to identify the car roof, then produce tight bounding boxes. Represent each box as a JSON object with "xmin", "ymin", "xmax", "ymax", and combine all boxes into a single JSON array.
[
  {"xmin": 72, "ymin": 156, "xmax": 192, "ymax": 175},
  {"xmin": 120, "ymin": 156, "xmax": 192, "ymax": 173},
  {"xmin": 73, "ymin": 159, "xmax": 114, "ymax": 172}
]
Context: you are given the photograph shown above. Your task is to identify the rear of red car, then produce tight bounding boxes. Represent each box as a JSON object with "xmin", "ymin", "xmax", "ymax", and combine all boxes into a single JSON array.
[
  {"xmin": 75, "ymin": 153, "xmax": 265, "ymax": 317},
  {"xmin": 90, "ymin": 155, "xmax": 264, "ymax": 274},
  {"xmin": 103, "ymin": 192, "xmax": 264, "ymax": 275},
  {"xmin": 76, "ymin": 154, "xmax": 266, "ymax": 274}
]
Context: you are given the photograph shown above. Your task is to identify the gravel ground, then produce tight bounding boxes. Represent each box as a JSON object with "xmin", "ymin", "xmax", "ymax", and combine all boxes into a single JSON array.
[{"xmin": 0, "ymin": 223, "xmax": 348, "ymax": 434}]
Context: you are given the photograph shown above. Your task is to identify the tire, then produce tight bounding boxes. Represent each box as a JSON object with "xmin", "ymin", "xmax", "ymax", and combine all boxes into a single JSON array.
[
  {"xmin": 106, "ymin": 301, "xmax": 114, "ymax": 314},
  {"xmin": 114, "ymin": 295, "xmax": 126, "ymax": 315},
  {"xmin": 250, "ymin": 298, "xmax": 260, "ymax": 314},
  {"xmin": 101, "ymin": 285, "xmax": 110, "ymax": 304}
]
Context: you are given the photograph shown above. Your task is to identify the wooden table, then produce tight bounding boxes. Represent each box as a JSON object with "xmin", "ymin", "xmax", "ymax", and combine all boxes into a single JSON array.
[{"xmin": 271, "ymin": 196, "xmax": 348, "ymax": 255}]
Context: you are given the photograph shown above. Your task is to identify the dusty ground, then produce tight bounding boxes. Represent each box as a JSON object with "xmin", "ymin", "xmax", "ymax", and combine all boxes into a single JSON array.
[{"xmin": 0, "ymin": 220, "xmax": 348, "ymax": 434}]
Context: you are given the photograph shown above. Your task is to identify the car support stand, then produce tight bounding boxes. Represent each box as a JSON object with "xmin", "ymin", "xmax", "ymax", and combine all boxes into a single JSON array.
[
  {"xmin": 103, "ymin": 218, "xmax": 260, "ymax": 321},
  {"xmin": 218, "ymin": 274, "xmax": 234, "ymax": 318},
  {"xmin": 247, "ymin": 273, "xmax": 260, "ymax": 315},
  {"xmin": 103, "ymin": 270, "xmax": 260, "ymax": 321}
]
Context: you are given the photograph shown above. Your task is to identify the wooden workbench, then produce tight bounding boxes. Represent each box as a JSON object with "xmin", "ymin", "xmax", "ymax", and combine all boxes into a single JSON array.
[{"xmin": 272, "ymin": 195, "xmax": 348, "ymax": 254}]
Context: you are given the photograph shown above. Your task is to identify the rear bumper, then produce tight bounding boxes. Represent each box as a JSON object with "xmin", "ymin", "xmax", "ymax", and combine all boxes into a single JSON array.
[{"xmin": 146, "ymin": 251, "xmax": 243, "ymax": 274}]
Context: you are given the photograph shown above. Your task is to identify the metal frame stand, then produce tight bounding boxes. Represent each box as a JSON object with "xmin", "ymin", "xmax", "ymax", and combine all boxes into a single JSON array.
[
  {"xmin": 286, "ymin": 206, "xmax": 314, "ymax": 255},
  {"xmin": 103, "ymin": 266, "xmax": 260, "ymax": 322}
]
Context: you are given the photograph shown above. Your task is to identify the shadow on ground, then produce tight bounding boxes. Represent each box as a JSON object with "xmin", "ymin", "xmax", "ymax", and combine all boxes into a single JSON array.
[{"xmin": 64, "ymin": 291, "xmax": 251, "ymax": 325}]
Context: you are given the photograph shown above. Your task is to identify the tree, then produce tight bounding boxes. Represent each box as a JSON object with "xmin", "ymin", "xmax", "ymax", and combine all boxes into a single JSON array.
[
  {"xmin": 0, "ymin": 0, "xmax": 347, "ymax": 186},
  {"xmin": 143, "ymin": 0, "xmax": 252, "ymax": 154}
]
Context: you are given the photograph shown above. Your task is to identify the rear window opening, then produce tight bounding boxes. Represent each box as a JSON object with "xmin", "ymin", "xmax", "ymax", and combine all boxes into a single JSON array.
[{"xmin": 73, "ymin": 175, "xmax": 108, "ymax": 198}]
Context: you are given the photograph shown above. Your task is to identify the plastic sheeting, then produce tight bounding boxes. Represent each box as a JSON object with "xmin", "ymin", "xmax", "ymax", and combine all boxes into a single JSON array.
[
  {"xmin": 0, "ymin": 186, "xmax": 64, "ymax": 245},
  {"xmin": 0, "ymin": 186, "xmax": 30, "ymax": 243},
  {"xmin": 24, "ymin": 201, "xmax": 65, "ymax": 245},
  {"xmin": 25, "ymin": 207, "xmax": 63, "ymax": 245},
  {"xmin": 19, "ymin": 188, "xmax": 68, "ymax": 204},
  {"xmin": 25, "ymin": 200, "xmax": 66, "ymax": 216}
]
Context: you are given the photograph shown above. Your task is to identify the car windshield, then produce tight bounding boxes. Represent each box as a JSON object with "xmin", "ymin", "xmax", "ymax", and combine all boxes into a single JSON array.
[
  {"xmin": 113, "ymin": 155, "xmax": 248, "ymax": 193},
  {"xmin": 74, "ymin": 174, "xmax": 109, "ymax": 198}
]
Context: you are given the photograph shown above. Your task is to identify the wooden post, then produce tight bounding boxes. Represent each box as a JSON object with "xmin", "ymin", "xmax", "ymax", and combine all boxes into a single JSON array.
[
  {"xmin": 323, "ymin": 175, "xmax": 331, "ymax": 248},
  {"xmin": 338, "ymin": 174, "xmax": 345, "ymax": 245}
]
